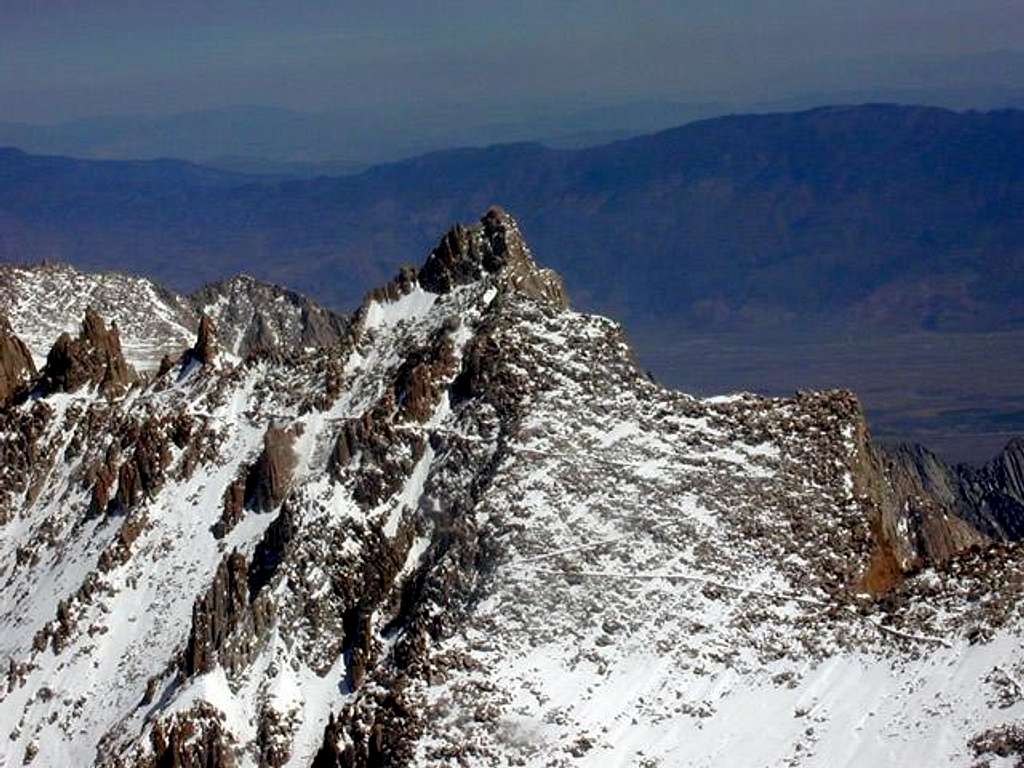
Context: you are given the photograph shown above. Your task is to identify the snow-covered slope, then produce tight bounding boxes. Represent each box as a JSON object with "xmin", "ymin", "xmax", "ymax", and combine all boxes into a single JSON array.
[
  {"xmin": 2, "ymin": 208, "xmax": 1024, "ymax": 768},
  {"xmin": 0, "ymin": 263, "xmax": 196, "ymax": 370},
  {"xmin": 0, "ymin": 264, "xmax": 348, "ymax": 372}
]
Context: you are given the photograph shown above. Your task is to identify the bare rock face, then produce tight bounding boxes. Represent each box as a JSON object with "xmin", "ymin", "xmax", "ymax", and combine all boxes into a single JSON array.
[
  {"xmin": 419, "ymin": 206, "xmax": 569, "ymax": 307},
  {"xmin": 851, "ymin": 423, "xmax": 990, "ymax": 593},
  {"xmin": 393, "ymin": 334, "xmax": 458, "ymax": 423},
  {"xmin": 40, "ymin": 308, "xmax": 137, "ymax": 397},
  {"xmin": 211, "ymin": 427, "xmax": 297, "ymax": 541},
  {"xmin": 330, "ymin": 408, "xmax": 426, "ymax": 509},
  {"xmin": 182, "ymin": 551, "xmax": 250, "ymax": 677},
  {"xmin": 211, "ymin": 474, "xmax": 247, "ymax": 539},
  {"xmin": 189, "ymin": 275, "xmax": 348, "ymax": 359},
  {"xmin": 192, "ymin": 314, "xmax": 219, "ymax": 365},
  {"xmin": 246, "ymin": 426, "xmax": 298, "ymax": 513},
  {"xmin": 957, "ymin": 438, "xmax": 1024, "ymax": 538},
  {"xmin": 145, "ymin": 703, "xmax": 237, "ymax": 768},
  {"xmin": 0, "ymin": 314, "xmax": 35, "ymax": 405},
  {"xmin": 366, "ymin": 265, "xmax": 418, "ymax": 305},
  {"xmin": 873, "ymin": 440, "xmax": 1024, "ymax": 572}
]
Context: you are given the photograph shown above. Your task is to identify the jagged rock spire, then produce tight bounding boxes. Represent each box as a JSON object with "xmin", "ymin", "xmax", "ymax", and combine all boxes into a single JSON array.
[
  {"xmin": 40, "ymin": 307, "xmax": 136, "ymax": 397},
  {"xmin": 0, "ymin": 314, "xmax": 36, "ymax": 405},
  {"xmin": 193, "ymin": 314, "xmax": 219, "ymax": 365},
  {"xmin": 158, "ymin": 314, "xmax": 218, "ymax": 376},
  {"xmin": 418, "ymin": 206, "xmax": 569, "ymax": 307}
]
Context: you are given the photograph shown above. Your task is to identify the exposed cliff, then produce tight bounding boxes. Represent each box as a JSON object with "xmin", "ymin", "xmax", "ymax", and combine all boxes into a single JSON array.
[
  {"xmin": 880, "ymin": 440, "xmax": 1024, "ymax": 546},
  {"xmin": 39, "ymin": 308, "xmax": 137, "ymax": 397},
  {"xmin": 0, "ymin": 314, "xmax": 35, "ymax": 405}
]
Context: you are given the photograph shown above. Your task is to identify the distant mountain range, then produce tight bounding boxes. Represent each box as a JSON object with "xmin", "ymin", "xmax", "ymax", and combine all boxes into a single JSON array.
[
  {"xmin": 2, "ymin": 103, "xmax": 1023, "ymax": 462},
  {"xmin": 0, "ymin": 101, "xmax": 729, "ymax": 173},
  {"xmin": 5, "ymin": 50, "xmax": 1024, "ymax": 171},
  {"xmin": 2, "ymin": 104, "xmax": 1023, "ymax": 332}
]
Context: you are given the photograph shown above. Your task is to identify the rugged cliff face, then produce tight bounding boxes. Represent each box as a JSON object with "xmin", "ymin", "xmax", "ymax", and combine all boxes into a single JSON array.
[
  {"xmin": 848, "ymin": 427, "xmax": 991, "ymax": 593},
  {"xmin": 190, "ymin": 275, "xmax": 350, "ymax": 360},
  {"xmin": 39, "ymin": 307, "xmax": 138, "ymax": 398},
  {"xmin": 878, "ymin": 440, "xmax": 1024, "ymax": 550},
  {"xmin": 2, "ymin": 209, "xmax": 1024, "ymax": 767},
  {"xmin": 0, "ymin": 314, "xmax": 35, "ymax": 405}
]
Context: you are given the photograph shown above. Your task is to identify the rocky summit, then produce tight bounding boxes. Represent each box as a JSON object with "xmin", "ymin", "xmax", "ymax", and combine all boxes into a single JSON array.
[{"xmin": 2, "ymin": 208, "xmax": 1024, "ymax": 767}]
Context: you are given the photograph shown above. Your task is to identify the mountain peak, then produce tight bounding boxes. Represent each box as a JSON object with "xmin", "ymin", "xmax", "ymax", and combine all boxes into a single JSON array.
[
  {"xmin": 5, "ymin": 211, "xmax": 1024, "ymax": 767},
  {"xmin": 418, "ymin": 206, "xmax": 568, "ymax": 308}
]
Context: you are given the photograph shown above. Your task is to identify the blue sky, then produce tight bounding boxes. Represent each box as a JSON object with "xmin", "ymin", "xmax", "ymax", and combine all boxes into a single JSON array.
[{"xmin": 2, "ymin": 0, "xmax": 1023, "ymax": 122}]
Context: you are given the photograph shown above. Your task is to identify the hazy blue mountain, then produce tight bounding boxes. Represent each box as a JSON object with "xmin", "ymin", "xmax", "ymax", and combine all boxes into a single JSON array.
[
  {"xmin": 3, "ymin": 104, "xmax": 1024, "ymax": 461},
  {"xmin": 5, "ymin": 104, "xmax": 1023, "ymax": 330},
  {"xmin": 4, "ymin": 50, "xmax": 1024, "ymax": 169},
  {"xmin": 0, "ymin": 101, "xmax": 731, "ymax": 170}
]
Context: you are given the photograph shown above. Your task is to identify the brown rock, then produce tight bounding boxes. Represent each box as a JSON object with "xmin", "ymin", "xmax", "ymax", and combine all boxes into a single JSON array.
[
  {"xmin": 189, "ymin": 314, "xmax": 219, "ymax": 366},
  {"xmin": 417, "ymin": 208, "xmax": 569, "ymax": 308},
  {"xmin": 98, "ymin": 512, "xmax": 149, "ymax": 572},
  {"xmin": 246, "ymin": 426, "xmax": 298, "ymax": 513},
  {"xmin": 110, "ymin": 419, "xmax": 173, "ymax": 514},
  {"xmin": 257, "ymin": 708, "xmax": 292, "ymax": 768},
  {"xmin": 329, "ymin": 409, "xmax": 426, "ymax": 508},
  {"xmin": 366, "ymin": 265, "xmax": 419, "ymax": 305},
  {"xmin": 182, "ymin": 551, "xmax": 250, "ymax": 677},
  {"xmin": 0, "ymin": 315, "xmax": 36, "ymax": 405},
  {"xmin": 247, "ymin": 502, "xmax": 300, "ymax": 600},
  {"xmin": 393, "ymin": 336, "xmax": 457, "ymax": 422},
  {"xmin": 87, "ymin": 456, "xmax": 118, "ymax": 519},
  {"xmin": 212, "ymin": 474, "xmax": 248, "ymax": 539},
  {"xmin": 40, "ymin": 308, "xmax": 136, "ymax": 397},
  {"xmin": 850, "ymin": 409, "xmax": 991, "ymax": 594},
  {"xmin": 196, "ymin": 314, "xmax": 218, "ymax": 363},
  {"xmin": 146, "ymin": 702, "xmax": 237, "ymax": 768}
]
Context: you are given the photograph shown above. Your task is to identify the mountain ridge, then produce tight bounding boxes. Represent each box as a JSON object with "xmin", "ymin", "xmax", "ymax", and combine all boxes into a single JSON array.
[
  {"xmin": 0, "ymin": 262, "xmax": 349, "ymax": 371},
  {"xmin": 1, "ymin": 103, "xmax": 1022, "ymax": 333},
  {"xmin": 3, "ymin": 210, "xmax": 1024, "ymax": 765}
]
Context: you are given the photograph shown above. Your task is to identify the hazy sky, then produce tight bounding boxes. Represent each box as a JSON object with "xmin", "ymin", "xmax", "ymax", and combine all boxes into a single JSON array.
[{"xmin": 2, "ymin": 0, "xmax": 1023, "ymax": 123}]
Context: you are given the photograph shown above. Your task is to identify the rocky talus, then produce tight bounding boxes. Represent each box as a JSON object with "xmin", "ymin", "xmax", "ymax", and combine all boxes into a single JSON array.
[{"xmin": 1, "ymin": 209, "xmax": 1024, "ymax": 767}]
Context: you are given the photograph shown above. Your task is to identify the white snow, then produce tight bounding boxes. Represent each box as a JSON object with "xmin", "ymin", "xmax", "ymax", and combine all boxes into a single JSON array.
[{"xmin": 362, "ymin": 286, "xmax": 438, "ymax": 332}]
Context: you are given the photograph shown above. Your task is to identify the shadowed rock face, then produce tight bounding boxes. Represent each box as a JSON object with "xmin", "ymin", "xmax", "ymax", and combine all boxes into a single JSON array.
[
  {"xmin": 849, "ymin": 428, "xmax": 1024, "ymax": 594},
  {"xmin": 192, "ymin": 315, "xmax": 219, "ymax": 365},
  {"xmin": 144, "ymin": 702, "xmax": 237, "ymax": 768},
  {"xmin": 189, "ymin": 275, "xmax": 349, "ymax": 359},
  {"xmin": 40, "ymin": 308, "xmax": 137, "ymax": 397},
  {"xmin": 246, "ymin": 426, "xmax": 298, "ymax": 513},
  {"xmin": 0, "ymin": 315, "xmax": 35, "ymax": 405},
  {"xmin": 182, "ymin": 551, "xmax": 250, "ymax": 678},
  {"xmin": 884, "ymin": 440, "xmax": 1024, "ymax": 543}
]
